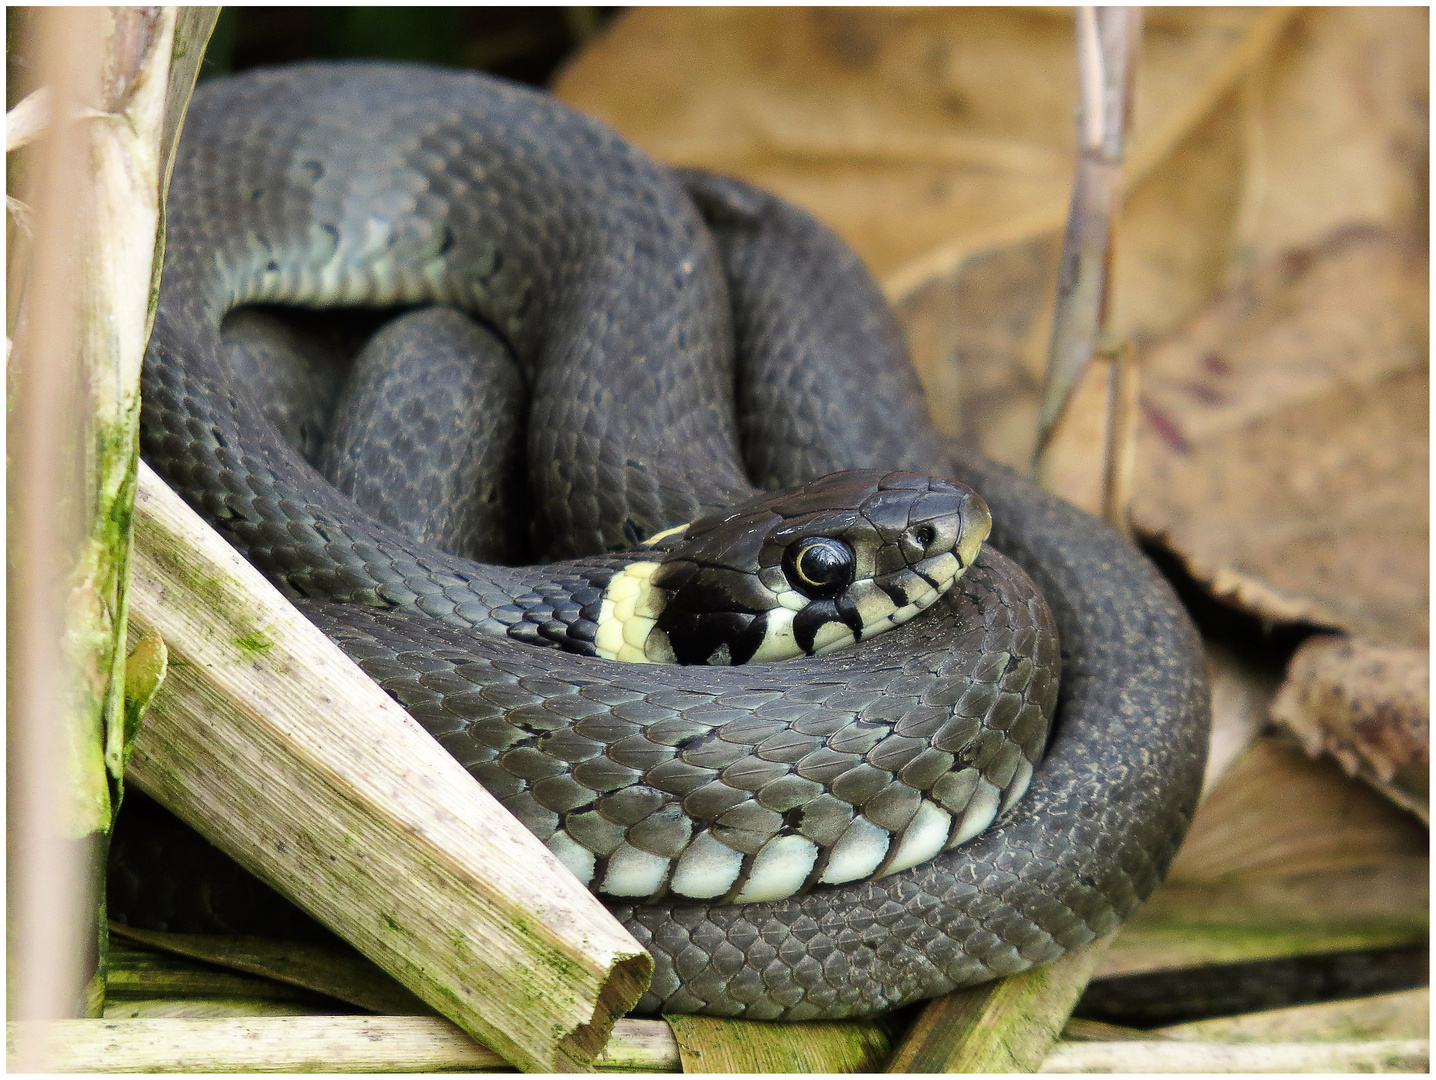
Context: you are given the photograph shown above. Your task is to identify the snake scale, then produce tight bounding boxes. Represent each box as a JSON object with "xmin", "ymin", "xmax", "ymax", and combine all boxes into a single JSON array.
[{"xmin": 112, "ymin": 62, "xmax": 1210, "ymax": 1020}]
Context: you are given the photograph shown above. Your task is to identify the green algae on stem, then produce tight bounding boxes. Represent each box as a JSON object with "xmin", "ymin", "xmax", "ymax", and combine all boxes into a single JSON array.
[
  {"xmin": 232, "ymin": 628, "xmax": 276, "ymax": 658},
  {"xmin": 117, "ymin": 630, "xmax": 167, "ymax": 781}
]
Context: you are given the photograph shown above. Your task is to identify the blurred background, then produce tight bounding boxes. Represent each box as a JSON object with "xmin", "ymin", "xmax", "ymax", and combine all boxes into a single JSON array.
[{"xmin": 198, "ymin": 6, "xmax": 619, "ymax": 86}]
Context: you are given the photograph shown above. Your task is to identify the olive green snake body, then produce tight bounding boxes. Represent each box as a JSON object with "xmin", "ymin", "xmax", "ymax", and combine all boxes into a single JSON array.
[{"xmin": 112, "ymin": 62, "xmax": 1210, "ymax": 1020}]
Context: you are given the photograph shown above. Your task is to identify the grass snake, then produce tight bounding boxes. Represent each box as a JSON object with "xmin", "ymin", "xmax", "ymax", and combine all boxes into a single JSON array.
[{"xmin": 114, "ymin": 62, "xmax": 1210, "ymax": 1020}]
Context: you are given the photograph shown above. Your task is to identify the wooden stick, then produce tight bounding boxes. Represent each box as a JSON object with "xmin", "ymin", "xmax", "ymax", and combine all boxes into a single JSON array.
[
  {"xmin": 102, "ymin": 998, "xmax": 334, "ymax": 1021},
  {"xmin": 1061, "ymin": 1018, "xmax": 1164, "ymax": 1043},
  {"xmin": 124, "ymin": 462, "xmax": 651, "ymax": 1072},
  {"xmin": 885, "ymin": 934, "xmax": 1116, "ymax": 1072},
  {"xmin": 6, "ymin": 1016, "xmax": 682, "ymax": 1074},
  {"xmin": 105, "ymin": 948, "xmax": 322, "ymax": 1004},
  {"xmin": 17, "ymin": 1015, "xmax": 1427, "ymax": 1074},
  {"xmin": 1039, "ymin": 1038, "xmax": 1429, "ymax": 1073}
]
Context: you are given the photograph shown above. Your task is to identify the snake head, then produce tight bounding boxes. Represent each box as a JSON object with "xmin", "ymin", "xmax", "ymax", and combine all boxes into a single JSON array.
[{"xmin": 594, "ymin": 470, "xmax": 991, "ymax": 665}]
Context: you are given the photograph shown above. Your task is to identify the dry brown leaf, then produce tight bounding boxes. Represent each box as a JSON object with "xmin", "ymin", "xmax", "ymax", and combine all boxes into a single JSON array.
[
  {"xmin": 554, "ymin": 8, "xmax": 1286, "ymax": 286},
  {"xmin": 1271, "ymin": 634, "xmax": 1429, "ymax": 821},
  {"xmin": 1168, "ymin": 737, "xmax": 1427, "ymax": 883},
  {"xmin": 1233, "ymin": 7, "xmax": 1428, "ymax": 259},
  {"xmin": 1116, "ymin": 7, "xmax": 1427, "ymax": 348},
  {"xmin": 1132, "ymin": 228, "xmax": 1428, "ymax": 648},
  {"xmin": 897, "ymin": 10, "xmax": 1427, "ymax": 482},
  {"xmin": 1111, "ymin": 84, "xmax": 1246, "ymax": 350},
  {"xmin": 894, "ymin": 234, "xmax": 1060, "ymax": 463}
]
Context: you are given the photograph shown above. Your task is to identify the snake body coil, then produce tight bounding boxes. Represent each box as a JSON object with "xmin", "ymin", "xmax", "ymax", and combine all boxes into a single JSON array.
[{"xmin": 116, "ymin": 62, "xmax": 1210, "ymax": 1019}]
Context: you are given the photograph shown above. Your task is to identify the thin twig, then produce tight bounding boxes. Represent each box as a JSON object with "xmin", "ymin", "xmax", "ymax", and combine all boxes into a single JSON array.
[
  {"xmin": 1101, "ymin": 338, "xmax": 1140, "ymax": 536},
  {"xmin": 1032, "ymin": 8, "xmax": 1142, "ymax": 486}
]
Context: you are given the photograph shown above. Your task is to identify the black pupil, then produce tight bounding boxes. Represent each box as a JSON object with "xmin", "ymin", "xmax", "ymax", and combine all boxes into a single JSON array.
[{"xmin": 791, "ymin": 538, "xmax": 854, "ymax": 595}]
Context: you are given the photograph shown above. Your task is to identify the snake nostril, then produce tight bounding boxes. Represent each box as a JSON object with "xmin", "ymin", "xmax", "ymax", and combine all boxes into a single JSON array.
[{"xmin": 909, "ymin": 524, "xmax": 936, "ymax": 549}]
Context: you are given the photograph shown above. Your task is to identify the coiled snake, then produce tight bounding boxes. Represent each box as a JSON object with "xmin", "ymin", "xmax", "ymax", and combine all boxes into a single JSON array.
[{"xmin": 112, "ymin": 62, "xmax": 1210, "ymax": 1020}]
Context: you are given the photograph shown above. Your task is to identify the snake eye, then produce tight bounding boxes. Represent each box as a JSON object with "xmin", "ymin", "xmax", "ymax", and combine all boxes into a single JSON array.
[{"xmin": 783, "ymin": 537, "xmax": 856, "ymax": 598}]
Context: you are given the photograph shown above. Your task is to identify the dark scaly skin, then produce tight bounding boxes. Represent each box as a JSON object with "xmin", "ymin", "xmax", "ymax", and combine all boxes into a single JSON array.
[
  {"xmin": 145, "ymin": 61, "xmax": 752, "ymax": 563},
  {"xmin": 320, "ymin": 307, "xmax": 528, "ymax": 563},
  {"xmin": 676, "ymin": 169, "xmax": 946, "ymax": 491},
  {"xmin": 121, "ymin": 61, "xmax": 1210, "ymax": 1019}
]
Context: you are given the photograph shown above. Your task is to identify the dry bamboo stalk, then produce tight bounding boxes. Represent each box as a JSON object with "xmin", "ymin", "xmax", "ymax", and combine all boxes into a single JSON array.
[
  {"xmin": 63, "ymin": 1018, "xmax": 1423, "ymax": 1074},
  {"xmin": 109, "ymin": 925, "xmax": 435, "ymax": 1017},
  {"xmin": 159, "ymin": 10, "xmax": 221, "ymax": 202},
  {"xmin": 7, "ymin": 16, "xmax": 220, "ymax": 1058},
  {"xmin": 6, "ymin": 1016, "xmax": 682, "ymax": 1074},
  {"xmin": 106, "ymin": 958, "xmax": 319, "ymax": 1003},
  {"xmin": 1061, "ymin": 1018, "xmax": 1163, "ymax": 1043},
  {"xmin": 1032, "ymin": 6, "xmax": 1141, "ymax": 485},
  {"xmin": 593, "ymin": 1019, "xmax": 683, "ymax": 1072},
  {"xmin": 884, "ymin": 934, "xmax": 1117, "ymax": 1073},
  {"xmin": 1153, "ymin": 987, "xmax": 1430, "ymax": 1044},
  {"xmin": 1098, "ymin": 897, "xmax": 1427, "ymax": 980},
  {"xmin": 9, "ymin": 6, "xmax": 186, "ymax": 831},
  {"xmin": 665, "ymin": 1014, "xmax": 898, "ymax": 1073},
  {"xmin": 1039, "ymin": 1038, "xmax": 1429, "ymax": 1073},
  {"xmin": 124, "ymin": 462, "xmax": 650, "ymax": 1072},
  {"xmin": 8, "ymin": 9, "xmax": 133, "ymax": 1046},
  {"xmin": 102, "ymin": 998, "xmax": 332, "ymax": 1020},
  {"xmin": 6, "ymin": 1016, "xmax": 505, "ymax": 1073}
]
